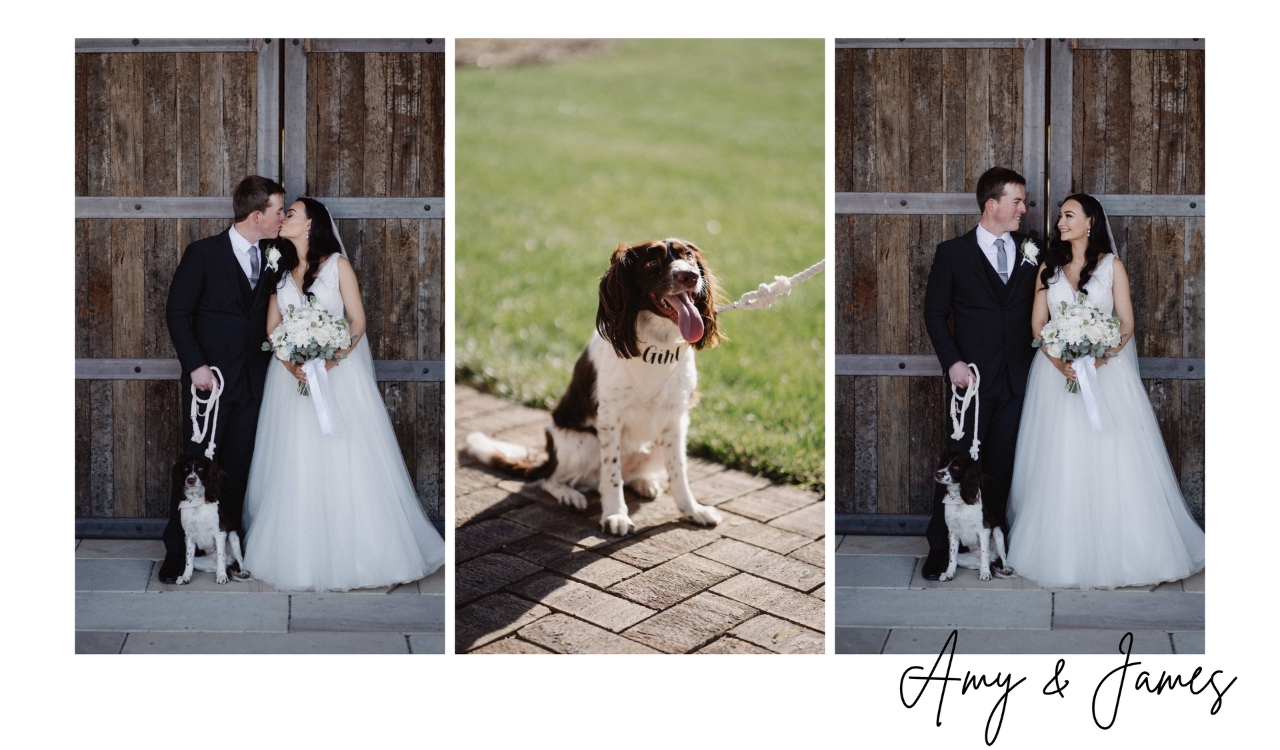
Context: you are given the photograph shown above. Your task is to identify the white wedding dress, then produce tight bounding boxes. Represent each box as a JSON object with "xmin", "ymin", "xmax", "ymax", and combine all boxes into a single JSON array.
[
  {"xmin": 1006, "ymin": 253, "xmax": 1205, "ymax": 589},
  {"xmin": 243, "ymin": 255, "xmax": 445, "ymax": 591}
]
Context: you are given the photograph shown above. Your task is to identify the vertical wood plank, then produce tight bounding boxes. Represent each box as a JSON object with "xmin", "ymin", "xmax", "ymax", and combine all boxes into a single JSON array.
[
  {"xmin": 338, "ymin": 53, "xmax": 367, "ymax": 197},
  {"xmin": 941, "ymin": 48, "xmax": 966, "ymax": 192},
  {"xmin": 851, "ymin": 216, "xmax": 877, "ymax": 355},
  {"xmin": 200, "ymin": 53, "xmax": 227, "ymax": 195},
  {"xmin": 224, "ymin": 52, "xmax": 257, "ymax": 186},
  {"xmin": 418, "ymin": 219, "xmax": 444, "ymax": 359},
  {"xmin": 361, "ymin": 220, "xmax": 386, "ymax": 358},
  {"xmin": 874, "ymin": 49, "xmax": 909, "ymax": 192},
  {"xmin": 853, "ymin": 377, "xmax": 878, "ymax": 514},
  {"xmin": 421, "ymin": 51, "xmax": 445, "ymax": 198},
  {"xmin": 1102, "ymin": 50, "xmax": 1131, "ymax": 194},
  {"xmin": 108, "ymin": 53, "xmax": 144, "ymax": 196},
  {"xmin": 76, "ymin": 380, "xmax": 91, "ymax": 517},
  {"xmin": 909, "ymin": 377, "xmax": 945, "ymax": 515},
  {"xmin": 176, "ymin": 53, "xmax": 202, "ymax": 197},
  {"xmin": 143, "ymin": 53, "xmax": 178, "ymax": 195},
  {"xmin": 1145, "ymin": 378, "xmax": 1181, "ymax": 484},
  {"xmin": 835, "ymin": 49, "xmax": 853, "ymax": 193},
  {"xmin": 417, "ymin": 381, "xmax": 444, "ymax": 519},
  {"xmin": 835, "ymin": 214, "xmax": 854, "ymax": 356},
  {"xmin": 1181, "ymin": 380, "xmax": 1205, "ymax": 519},
  {"xmin": 1184, "ymin": 216, "xmax": 1204, "ymax": 359},
  {"xmin": 907, "ymin": 49, "xmax": 942, "ymax": 192},
  {"xmin": 1079, "ymin": 50, "xmax": 1106, "ymax": 193},
  {"xmin": 112, "ymin": 219, "xmax": 146, "ymax": 517},
  {"xmin": 1151, "ymin": 216, "xmax": 1184, "ymax": 357},
  {"xmin": 145, "ymin": 380, "xmax": 182, "ymax": 518},
  {"xmin": 846, "ymin": 49, "xmax": 876, "ymax": 192},
  {"xmin": 389, "ymin": 52, "xmax": 421, "ymax": 196},
  {"xmin": 75, "ymin": 54, "xmax": 89, "ymax": 196},
  {"xmin": 311, "ymin": 51, "xmax": 341, "ymax": 196},
  {"xmin": 1127, "ymin": 50, "xmax": 1154, "ymax": 195},
  {"xmin": 1153, "ymin": 50, "xmax": 1188, "ymax": 195},
  {"xmin": 1124, "ymin": 217, "xmax": 1152, "ymax": 356},
  {"xmin": 90, "ymin": 381, "xmax": 114, "ymax": 517},
  {"xmin": 85, "ymin": 54, "xmax": 111, "ymax": 196},
  {"xmin": 363, "ymin": 52, "xmax": 389, "ymax": 197},
  {"xmin": 876, "ymin": 214, "xmax": 909, "ymax": 515},
  {"xmin": 988, "ymin": 47, "xmax": 1022, "ymax": 174},
  {"xmin": 1184, "ymin": 52, "xmax": 1205, "ymax": 195},
  {"xmin": 964, "ymin": 49, "xmax": 993, "ymax": 191}
]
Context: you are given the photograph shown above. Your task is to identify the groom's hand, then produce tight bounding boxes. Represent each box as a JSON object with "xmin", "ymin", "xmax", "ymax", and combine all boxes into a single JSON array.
[
  {"xmin": 190, "ymin": 365, "xmax": 216, "ymax": 391},
  {"xmin": 947, "ymin": 361, "xmax": 973, "ymax": 388}
]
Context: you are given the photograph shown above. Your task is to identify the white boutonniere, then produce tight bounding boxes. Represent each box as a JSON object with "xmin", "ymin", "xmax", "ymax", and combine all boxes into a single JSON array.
[
  {"xmin": 1020, "ymin": 239, "xmax": 1040, "ymax": 267},
  {"xmin": 266, "ymin": 246, "xmax": 282, "ymax": 272}
]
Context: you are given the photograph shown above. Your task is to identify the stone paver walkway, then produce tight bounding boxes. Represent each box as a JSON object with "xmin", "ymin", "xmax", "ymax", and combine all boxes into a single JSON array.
[
  {"xmin": 75, "ymin": 539, "xmax": 445, "ymax": 654},
  {"xmin": 834, "ymin": 535, "xmax": 1204, "ymax": 654},
  {"xmin": 455, "ymin": 385, "xmax": 826, "ymax": 654}
]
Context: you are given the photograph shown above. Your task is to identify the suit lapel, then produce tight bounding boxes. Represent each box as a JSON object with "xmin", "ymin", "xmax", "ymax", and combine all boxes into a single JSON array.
[{"xmin": 220, "ymin": 230, "xmax": 254, "ymax": 308}]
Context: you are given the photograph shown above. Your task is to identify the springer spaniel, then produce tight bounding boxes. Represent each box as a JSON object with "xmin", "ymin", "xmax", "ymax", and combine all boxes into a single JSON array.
[
  {"xmin": 172, "ymin": 455, "xmax": 250, "ymax": 584},
  {"xmin": 467, "ymin": 238, "xmax": 725, "ymax": 535},
  {"xmin": 934, "ymin": 450, "xmax": 1013, "ymax": 582}
]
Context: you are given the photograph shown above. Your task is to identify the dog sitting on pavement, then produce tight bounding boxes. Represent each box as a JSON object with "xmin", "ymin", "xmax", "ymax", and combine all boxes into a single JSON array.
[
  {"xmin": 933, "ymin": 450, "xmax": 1013, "ymax": 582},
  {"xmin": 172, "ymin": 455, "xmax": 250, "ymax": 585}
]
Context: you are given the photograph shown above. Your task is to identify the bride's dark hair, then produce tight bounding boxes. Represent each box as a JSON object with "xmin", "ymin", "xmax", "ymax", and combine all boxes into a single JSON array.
[
  {"xmin": 1039, "ymin": 193, "xmax": 1111, "ymax": 292},
  {"xmin": 275, "ymin": 197, "xmax": 343, "ymax": 299}
]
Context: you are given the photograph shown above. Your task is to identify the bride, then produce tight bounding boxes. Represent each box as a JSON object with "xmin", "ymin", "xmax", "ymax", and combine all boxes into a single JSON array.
[
  {"xmin": 243, "ymin": 197, "xmax": 445, "ymax": 591},
  {"xmin": 1006, "ymin": 193, "xmax": 1205, "ymax": 590}
]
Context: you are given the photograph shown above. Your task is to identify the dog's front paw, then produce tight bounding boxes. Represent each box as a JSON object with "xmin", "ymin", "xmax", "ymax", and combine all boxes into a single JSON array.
[
  {"xmin": 685, "ymin": 503, "xmax": 722, "ymax": 527},
  {"xmin": 554, "ymin": 488, "xmax": 589, "ymax": 510},
  {"xmin": 626, "ymin": 477, "xmax": 663, "ymax": 499},
  {"xmin": 215, "ymin": 572, "xmax": 229, "ymax": 584},
  {"xmin": 994, "ymin": 566, "xmax": 1014, "ymax": 579},
  {"xmin": 978, "ymin": 568, "xmax": 992, "ymax": 582},
  {"xmin": 939, "ymin": 571, "xmax": 955, "ymax": 582},
  {"xmin": 600, "ymin": 513, "xmax": 635, "ymax": 536},
  {"xmin": 175, "ymin": 575, "xmax": 191, "ymax": 586},
  {"xmin": 232, "ymin": 568, "xmax": 252, "ymax": 581}
]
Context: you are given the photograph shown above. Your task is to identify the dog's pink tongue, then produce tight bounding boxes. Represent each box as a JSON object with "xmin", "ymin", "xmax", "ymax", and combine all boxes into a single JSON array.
[{"xmin": 667, "ymin": 292, "xmax": 703, "ymax": 343}]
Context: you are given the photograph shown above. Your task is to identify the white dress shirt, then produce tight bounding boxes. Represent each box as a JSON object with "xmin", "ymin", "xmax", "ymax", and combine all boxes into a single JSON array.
[
  {"xmin": 975, "ymin": 223, "xmax": 1017, "ymax": 279},
  {"xmin": 227, "ymin": 225, "xmax": 261, "ymax": 284}
]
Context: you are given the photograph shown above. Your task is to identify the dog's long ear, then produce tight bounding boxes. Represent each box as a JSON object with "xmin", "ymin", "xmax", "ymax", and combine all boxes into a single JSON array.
[
  {"xmin": 597, "ymin": 241, "xmax": 642, "ymax": 359},
  {"xmin": 207, "ymin": 459, "xmax": 228, "ymax": 503},
  {"xmin": 959, "ymin": 455, "xmax": 985, "ymax": 504},
  {"xmin": 685, "ymin": 241, "xmax": 725, "ymax": 350}
]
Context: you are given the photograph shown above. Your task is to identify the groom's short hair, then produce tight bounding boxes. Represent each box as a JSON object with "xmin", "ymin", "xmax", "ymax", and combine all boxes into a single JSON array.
[
  {"xmin": 975, "ymin": 167, "xmax": 1026, "ymax": 213},
  {"xmin": 233, "ymin": 175, "xmax": 287, "ymax": 223}
]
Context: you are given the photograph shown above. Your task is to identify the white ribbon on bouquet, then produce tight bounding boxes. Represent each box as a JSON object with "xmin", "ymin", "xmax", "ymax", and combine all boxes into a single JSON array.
[
  {"xmin": 1073, "ymin": 355, "xmax": 1105, "ymax": 432},
  {"xmin": 301, "ymin": 358, "xmax": 335, "ymax": 435}
]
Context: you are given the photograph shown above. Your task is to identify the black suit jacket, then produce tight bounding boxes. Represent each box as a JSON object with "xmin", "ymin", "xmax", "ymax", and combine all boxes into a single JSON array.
[
  {"xmin": 166, "ymin": 229, "xmax": 274, "ymax": 399},
  {"xmin": 923, "ymin": 227, "xmax": 1038, "ymax": 396}
]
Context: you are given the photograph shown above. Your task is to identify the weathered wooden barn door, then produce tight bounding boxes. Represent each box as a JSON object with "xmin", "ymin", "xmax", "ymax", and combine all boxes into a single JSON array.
[
  {"xmin": 1049, "ymin": 38, "xmax": 1205, "ymax": 521},
  {"xmin": 833, "ymin": 39, "xmax": 1047, "ymax": 533},
  {"xmin": 75, "ymin": 38, "xmax": 280, "ymax": 536},
  {"xmin": 74, "ymin": 38, "xmax": 446, "ymax": 536},
  {"xmin": 284, "ymin": 38, "xmax": 446, "ymax": 521}
]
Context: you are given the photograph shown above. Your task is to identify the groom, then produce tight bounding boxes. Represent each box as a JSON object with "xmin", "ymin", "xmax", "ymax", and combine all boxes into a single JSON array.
[
  {"xmin": 921, "ymin": 167, "xmax": 1038, "ymax": 580},
  {"xmin": 158, "ymin": 175, "xmax": 286, "ymax": 583}
]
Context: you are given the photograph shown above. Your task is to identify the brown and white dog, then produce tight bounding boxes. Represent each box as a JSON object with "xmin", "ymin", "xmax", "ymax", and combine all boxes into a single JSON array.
[
  {"xmin": 933, "ymin": 450, "xmax": 1013, "ymax": 582},
  {"xmin": 172, "ymin": 455, "xmax": 250, "ymax": 584},
  {"xmin": 467, "ymin": 238, "xmax": 725, "ymax": 535}
]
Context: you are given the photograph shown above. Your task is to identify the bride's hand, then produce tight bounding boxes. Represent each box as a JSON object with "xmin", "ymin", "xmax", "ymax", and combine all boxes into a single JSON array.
[
  {"xmin": 1058, "ymin": 360, "xmax": 1077, "ymax": 382},
  {"xmin": 285, "ymin": 361, "xmax": 307, "ymax": 384},
  {"xmin": 325, "ymin": 359, "xmax": 338, "ymax": 372}
]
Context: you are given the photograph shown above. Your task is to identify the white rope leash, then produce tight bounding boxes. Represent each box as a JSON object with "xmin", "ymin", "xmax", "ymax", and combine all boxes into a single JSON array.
[
  {"xmin": 715, "ymin": 259, "xmax": 825, "ymax": 312},
  {"xmin": 189, "ymin": 366, "xmax": 224, "ymax": 460},
  {"xmin": 948, "ymin": 363, "xmax": 981, "ymax": 460}
]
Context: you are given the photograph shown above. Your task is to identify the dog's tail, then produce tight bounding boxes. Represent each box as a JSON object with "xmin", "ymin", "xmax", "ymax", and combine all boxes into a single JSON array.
[{"xmin": 465, "ymin": 431, "xmax": 556, "ymax": 480}]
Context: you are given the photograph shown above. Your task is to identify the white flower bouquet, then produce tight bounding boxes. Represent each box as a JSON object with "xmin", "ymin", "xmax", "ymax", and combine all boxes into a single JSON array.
[
  {"xmin": 262, "ymin": 302, "xmax": 351, "ymax": 395},
  {"xmin": 1033, "ymin": 292, "xmax": 1122, "ymax": 393}
]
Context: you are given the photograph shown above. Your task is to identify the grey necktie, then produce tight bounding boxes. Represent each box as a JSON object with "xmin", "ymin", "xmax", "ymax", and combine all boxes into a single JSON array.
[
  {"xmin": 995, "ymin": 238, "xmax": 1008, "ymax": 283},
  {"xmin": 248, "ymin": 243, "xmax": 261, "ymax": 287}
]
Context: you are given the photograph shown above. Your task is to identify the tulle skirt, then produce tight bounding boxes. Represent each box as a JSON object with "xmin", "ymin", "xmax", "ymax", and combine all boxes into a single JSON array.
[
  {"xmin": 243, "ymin": 338, "xmax": 445, "ymax": 592},
  {"xmin": 1006, "ymin": 346, "xmax": 1205, "ymax": 589}
]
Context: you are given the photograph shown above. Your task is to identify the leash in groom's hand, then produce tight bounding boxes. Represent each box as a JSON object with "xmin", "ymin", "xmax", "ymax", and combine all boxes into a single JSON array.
[
  {"xmin": 189, "ymin": 366, "xmax": 224, "ymax": 460},
  {"xmin": 948, "ymin": 363, "xmax": 981, "ymax": 460}
]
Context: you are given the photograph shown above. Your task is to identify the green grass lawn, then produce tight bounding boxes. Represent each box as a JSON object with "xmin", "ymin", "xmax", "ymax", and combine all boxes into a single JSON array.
[{"xmin": 456, "ymin": 39, "xmax": 825, "ymax": 487}]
